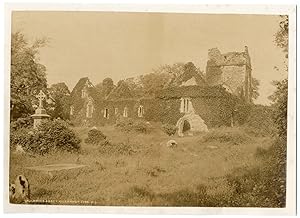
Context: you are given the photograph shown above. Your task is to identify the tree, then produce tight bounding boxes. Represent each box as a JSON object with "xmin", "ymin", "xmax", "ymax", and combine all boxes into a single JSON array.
[
  {"xmin": 275, "ymin": 15, "xmax": 288, "ymax": 57},
  {"xmin": 251, "ymin": 77, "xmax": 260, "ymax": 100},
  {"xmin": 139, "ymin": 72, "xmax": 171, "ymax": 96},
  {"xmin": 95, "ymin": 78, "xmax": 115, "ymax": 99},
  {"xmin": 10, "ymin": 32, "xmax": 48, "ymax": 120},
  {"xmin": 107, "ymin": 80, "xmax": 133, "ymax": 100},
  {"xmin": 48, "ymin": 82, "xmax": 71, "ymax": 120},
  {"xmin": 124, "ymin": 77, "xmax": 144, "ymax": 98},
  {"xmin": 271, "ymin": 15, "xmax": 289, "ymax": 138},
  {"xmin": 102, "ymin": 78, "xmax": 115, "ymax": 97},
  {"xmin": 269, "ymin": 79, "xmax": 288, "ymax": 138},
  {"xmin": 49, "ymin": 82, "xmax": 70, "ymax": 98},
  {"xmin": 152, "ymin": 62, "xmax": 185, "ymax": 88},
  {"xmin": 153, "ymin": 62, "xmax": 185, "ymax": 77},
  {"xmin": 95, "ymin": 82, "xmax": 104, "ymax": 99},
  {"xmin": 137, "ymin": 62, "xmax": 188, "ymax": 96}
]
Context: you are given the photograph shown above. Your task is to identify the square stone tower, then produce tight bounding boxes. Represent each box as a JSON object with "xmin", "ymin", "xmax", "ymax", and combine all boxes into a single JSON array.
[{"xmin": 206, "ymin": 46, "xmax": 252, "ymax": 102}]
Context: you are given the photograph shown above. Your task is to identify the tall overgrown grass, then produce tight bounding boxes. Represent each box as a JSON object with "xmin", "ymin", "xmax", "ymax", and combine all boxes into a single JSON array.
[{"xmin": 201, "ymin": 127, "xmax": 251, "ymax": 145}]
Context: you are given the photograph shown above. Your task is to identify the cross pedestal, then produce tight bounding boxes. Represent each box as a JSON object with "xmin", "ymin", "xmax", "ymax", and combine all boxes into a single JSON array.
[{"xmin": 31, "ymin": 90, "xmax": 50, "ymax": 129}]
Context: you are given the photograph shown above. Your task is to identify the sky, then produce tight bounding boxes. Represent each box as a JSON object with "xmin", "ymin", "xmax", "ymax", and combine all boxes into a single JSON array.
[{"xmin": 11, "ymin": 11, "xmax": 287, "ymax": 105}]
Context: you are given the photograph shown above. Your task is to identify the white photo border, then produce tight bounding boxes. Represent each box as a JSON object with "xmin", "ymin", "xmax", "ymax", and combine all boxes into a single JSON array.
[{"xmin": 3, "ymin": 3, "xmax": 297, "ymax": 215}]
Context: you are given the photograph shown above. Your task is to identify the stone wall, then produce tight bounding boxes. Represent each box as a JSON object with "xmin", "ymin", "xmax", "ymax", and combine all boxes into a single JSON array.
[
  {"xmin": 206, "ymin": 47, "xmax": 252, "ymax": 102},
  {"xmin": 71, "ymin": 94, "xmax": 236, "ymax": 128}
]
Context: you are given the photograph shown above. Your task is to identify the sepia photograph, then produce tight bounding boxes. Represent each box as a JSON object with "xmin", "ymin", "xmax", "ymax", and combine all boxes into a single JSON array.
[{"xmin": 4, "ymin": 4, "xmax": 296, "ymax": 215}]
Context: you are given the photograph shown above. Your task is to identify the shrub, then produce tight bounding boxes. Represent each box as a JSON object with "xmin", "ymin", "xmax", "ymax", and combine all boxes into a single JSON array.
[
  {"xmin": 270, "ymin": 79, "xmax": 288, "ymax": 139},
  {"xmin": 234, "ymin": 103, "xmax": 252, "ymax": 125},
  {"xmin": 242, "ymin": 104, "xmax": 276, "ymax": 137},
  {"xmin": 115, "ymin": 117, "xmax": 151, "ymax": 133},
  {"xmin": 219, "ymin": 137, "xmax": 286, "ymax": 208},
  {"xmin": 146, "ymin": 166, "xmax": 166, "ymax": 177},
  {"xmin": 161, "ymin": 124, "xmax": 178, "ymax": 136},
  {"xmin": 10, "ymin": 127, "xmax": 33, "ymax": 151},
  {"xmin": 85, "ymin": 129, "xmax": 106, "ymax": 145},
  {"xmin": 10, "ymin": 119, "xmax": 81, "ymax": 155},
  {"xmin": 156, "ymin": 185, "xmax": 208, "ymax": 206},
  {"xmin": 124, "ymin": 184, "xmax": 209, "ymax": 206},
  {"xmin": 98, "ymin": 140, "xmax": 137, "ymax": 155},
  {"xmin": 127, "ymin": 186, "xmax": 155, "ymax": 200},
  {"xmin": 255, "ymin": 146, "xmax": 270, "ymax": 158},
  {"xmin": 202, "ymin": 127, "xmax": 251, "ymax": 145},
  {"xmin": 132, "ymin": 120, "xmax": 149, "ymax": 133},
  {"xmin": 10, "ymin": 117, "xmax": 33, "ymax": 131}
]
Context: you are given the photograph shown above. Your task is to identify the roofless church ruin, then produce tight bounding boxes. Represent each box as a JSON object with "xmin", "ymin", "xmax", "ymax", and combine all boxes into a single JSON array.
[{"xmin": 69, "ymin": 46, "xmax": 253, "ymax": 136}]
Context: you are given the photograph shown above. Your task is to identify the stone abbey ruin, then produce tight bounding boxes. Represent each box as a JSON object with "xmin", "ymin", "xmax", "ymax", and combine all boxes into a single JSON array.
[{"xmin": 69, "ymin": 46, "xmax": 253, "ymax": 136}]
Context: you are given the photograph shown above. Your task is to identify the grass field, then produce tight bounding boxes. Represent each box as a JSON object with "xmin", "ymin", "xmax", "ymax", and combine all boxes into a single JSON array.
[{"xmin": 9, "ymin": 124, "xmax": 274, "ymax": 206}]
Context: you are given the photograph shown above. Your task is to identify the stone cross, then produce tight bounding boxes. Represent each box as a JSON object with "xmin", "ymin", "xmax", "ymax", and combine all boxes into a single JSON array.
[{"xmin": 36, "ymin": 90, "xmax": 46, "ymax": 108}]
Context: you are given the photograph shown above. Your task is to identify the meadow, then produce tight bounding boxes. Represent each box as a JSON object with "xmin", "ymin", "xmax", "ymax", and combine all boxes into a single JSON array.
[{"xmin": 9, "ymin": 124, "xmax": 274, "ymax": 206}]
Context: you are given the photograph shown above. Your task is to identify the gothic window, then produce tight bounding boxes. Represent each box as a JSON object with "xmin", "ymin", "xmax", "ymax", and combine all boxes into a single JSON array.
[
  {"xmin": 86, "ymin": 101, "xmax": 94, "ymax": 118},
  {"xmin": 123, "ymin": 107, "xmax": 128, "ymax": 117},
  {"xmin": 70, "ymin": 106, "xmax": 74, "ymax": 115},
  {"xmin": 82, "ymin": 89, "xmax": 87, "ymax": 98},
  {"xmin": 180, "ymin": 98, "xmax": 191, "ymax": 113},
  {"xmin": 104, "ymin": 108, "xmax": 109, "ymax": 119},
  {"xmin": 138, "ymin": 105, "xmax": 144, "ymax": 117}
]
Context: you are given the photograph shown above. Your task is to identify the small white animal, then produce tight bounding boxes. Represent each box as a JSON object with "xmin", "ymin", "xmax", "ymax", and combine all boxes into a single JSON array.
[{"xmin": 166, "ymin": 140, "xmax": 177, "ymax": 148}]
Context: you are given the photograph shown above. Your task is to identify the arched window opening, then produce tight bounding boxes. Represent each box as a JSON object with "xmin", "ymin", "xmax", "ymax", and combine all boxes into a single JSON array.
[
  {"xmin": 180, "ymin": 97, "xmax": 191, "ymax": 113},
  {"xmin": 70, "ymin": 106, "xmax": 74, "ymax": 115},
  {"xmin": 138, "ymin": 105, "xmax": 144, "ymax": 117},
  {"xmin": 86, "ymin": 102, "xmax": 94, "ymax": 118},
  {"xmin": 104, "ymin": 108, "xmax": 109, "ymax": 119},
  {"xmin": 82, "ymin": 89, "xmax": 87, "ymax": 98},
  {"xmin": 123, "ymin": 107, "xmax": 128, "ymax": 117}
]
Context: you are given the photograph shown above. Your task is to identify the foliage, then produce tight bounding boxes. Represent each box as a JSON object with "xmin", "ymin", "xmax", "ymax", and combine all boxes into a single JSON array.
[
  {"xmin": 251, "ymin": 77, "xmax": 260, "ymax": 100},
  {"xmin": 168, "ymin": 62, "xmax": 205, "ymax": 87},
  {"xmin": 115, "ymin": 117, "xmax": 152, "ymax": 133},
  {"xmin": 10, "ymin": 32, "xmax": 48, "ymax": 120},
  {"xmin": 125, "ymin": 184, "xmax": 210, "ymax": 206},
  {"xmin": 153, "ymin": 62, "xmax": 185, "ymax": 79},
  {"xmin": 85, "ymin": 129, "xmax": 106, "ymax": 145},
  {"xmin": 10, "ymin": 127, "xmax": 32, "ymax": 151},
  {"xmin": 48, "ymin": 82, "xmax": 71, "ymax": 120},
  {"xmin": 10, "ymin": 119, "xmax": 81, "ymax": 155},
  {"xmin": 216, "ymin": 14, "xmax": 289, "ymax": 209},
  {"xmin": 106, "ymin": 80, "xmax": 133, "ymax": 100},
  {"xmin": 108, "ymin": 62, "xmax": 204, "ymax": 98},
  {"xmin": 242, "ymin": 104, "xmax": 276, "ymax": 137},
  {"xmin": 269, "ymin": 79, "xmax": 288, "ymax": 139},
  {"xmin": 137, "ymin": 62, "xmax": 205, "ymax": 97},
  {"xmin": 148, "ymin": 62, "xmax": 185, "ymax": 88},
  {"xmin": 233, "ymin": 102, "xmax": 252, "ymax": 125},
  {"xmin": 95, "ymin": 78, "xmax": 115, "ymax": 99},
  {"xmin": 102, "ymin": 78, "xmax": 115, "ymax": 96},
  {"xmin": 202, "ymin": 127, "xmax": 251, "ymax": 145},
  {"xmin": 161, "ymin": 124, "xmax": 178, "ymax": 136},
  {"xmin": 98, "ymin": 140, "xmax": 137, "ymax": 155},
  {"xmin": 275, "ymin": 15, "xmax": 288, "ymax": 56},
  {"xmin": 123, "ymin": 77, "xmax": 144, "ymax": 98},
  {"xmin": 224, "ymin": 138, "xmax": 286, "ymax": 207},
  {"xmin": 218, "ymin": 18, "xmax": 289, "ymax": 207},
  {"xmin": 123, "ymin": 136, "xmax": 286, "ymax": 208},
  {"xmin": 49, "ymin": 82, "xmax": 70, "ymax": 98},
  {"xmin": 10, "ymin": 117, "xmax": 33, "ymax": 131},
  {"xmin": 139, "ymin": 72, "xmax": 171, "ymax": 96},
  {"xmin": 94, "ymin": 83, "xmax": 104, "ymax": 98}
]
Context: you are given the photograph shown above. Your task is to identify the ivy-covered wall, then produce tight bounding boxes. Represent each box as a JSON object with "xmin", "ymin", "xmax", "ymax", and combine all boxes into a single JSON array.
[
  {"xmin": 70, "ymin": 82, "xmax": 238, "ymax": 128},
  {"xmin": 71, "ymin": 97, "xmax": 236, "ymax": 128}
]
